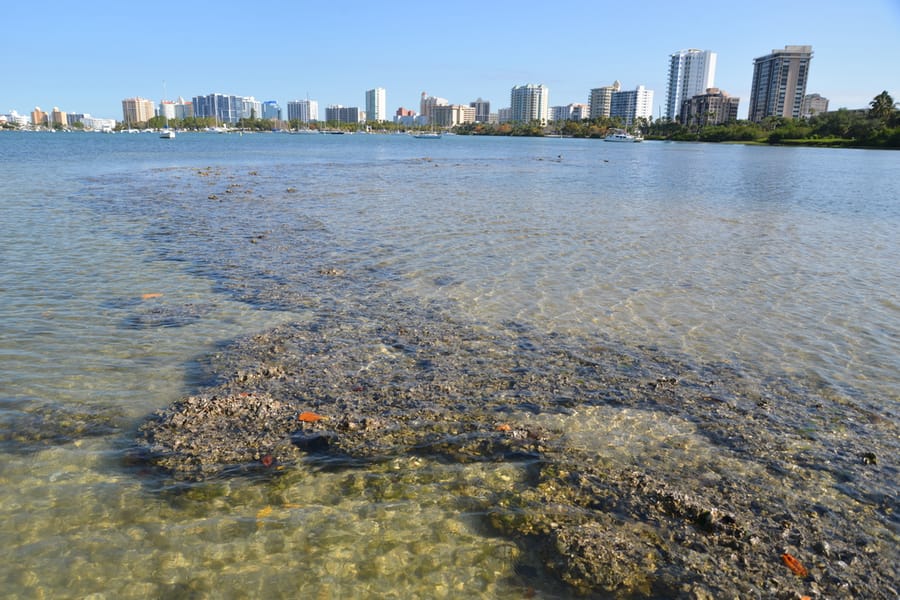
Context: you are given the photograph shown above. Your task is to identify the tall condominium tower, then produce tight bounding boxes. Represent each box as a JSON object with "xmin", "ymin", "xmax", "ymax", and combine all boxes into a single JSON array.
[
  {"xmin": 121, "ymin": 97, "xmax": 155, "ymax": 125},
  {"xmin": 31, "ymin": 107, "xmax": 48, "ymax": 127},
  {"xmin": 510, "ymin": 84, "xmax": 549, "ymax": 124},
  {"xmin": 192, "ymin": 93, "xmax": 244, "ymax": 124},
  {"xmin": 50, "ymin": 107, "xmax": 68, "ymax": 127},
  {"xmin": 287, "ymin": 99, "xmax": 319, "ymax": 124},
  {"xmin": 365, "ymin": 87, "xmax": 387, "ymax": 122},
  {"xmin": 588, "ymin": 81, "xmax": 621, "ymax": 119},
  {"xmin": 325, "ymin": 105, "xmax": 361, "ymax": 124},
  {"xmin": 748, "ymin": 45, "xmax": 813, "ymax": 122},
  {"xmin": 610, "ymin": 85, "xmax": 654, "ymax": 126},
  {"xmin": 469, "ymin": 98, "xmax": 490, "ymax": 123},
  {"xmin": 262, "ymin": 101, "xmax": 281, "ymax": 121},
  {"xmin": 666, "ymin": 49, "xmax": 717, "ymax": 121}
]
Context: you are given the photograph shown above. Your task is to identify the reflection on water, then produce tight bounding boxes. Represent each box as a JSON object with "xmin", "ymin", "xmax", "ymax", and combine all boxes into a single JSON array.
[{"xmin": 0, "ymin": 132, "xmax": 897, "ymax": 597}]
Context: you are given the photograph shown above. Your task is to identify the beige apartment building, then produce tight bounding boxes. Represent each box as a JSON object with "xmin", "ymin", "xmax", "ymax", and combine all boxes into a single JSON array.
[{"xmin": 121, "ymin": 97, "xmax": 156, "ymax": 126}]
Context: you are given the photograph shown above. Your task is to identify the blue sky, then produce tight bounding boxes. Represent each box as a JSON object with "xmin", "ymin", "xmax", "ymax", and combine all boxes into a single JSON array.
[{"xmin": 3, "ymin": 0, "xmax": 899, "ymax": 121}]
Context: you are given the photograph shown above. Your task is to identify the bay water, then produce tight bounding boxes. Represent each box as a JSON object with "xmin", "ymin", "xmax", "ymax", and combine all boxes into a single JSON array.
[{"xmin": 1, "ymin": 131, "xmax": 897, "ymax": 598}]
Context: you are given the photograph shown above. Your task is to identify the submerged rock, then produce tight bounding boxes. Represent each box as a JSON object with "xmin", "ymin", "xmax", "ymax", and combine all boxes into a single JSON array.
[
  {"xmin": 138, "ymin": 392, "xmax": 300, "ymax": 479},
  {"xmin": 132, "ymin": 309, "xmax": 899, "ymax": 598},
  {"xmin": 121, "ymin": 302, "xmax": 211, "ymax": 329},
  {"xmin": 0, "ymin": 399, "xmax": 121, "ymax": 453}
]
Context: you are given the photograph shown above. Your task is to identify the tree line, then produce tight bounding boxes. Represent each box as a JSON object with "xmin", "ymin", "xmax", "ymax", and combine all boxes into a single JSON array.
[{"xmin": 456, "ymin": 91, "xmax": 900, "ymax": 148}]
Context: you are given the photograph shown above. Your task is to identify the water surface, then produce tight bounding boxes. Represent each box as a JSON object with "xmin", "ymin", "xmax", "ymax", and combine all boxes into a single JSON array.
[{"xmin": 1, "ymin": 131, "xmax": 897, "ymax": 598}]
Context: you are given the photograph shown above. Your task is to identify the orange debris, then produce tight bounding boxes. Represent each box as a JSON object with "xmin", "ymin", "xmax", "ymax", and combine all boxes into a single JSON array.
[
  {"xmin": 141, "ymin": 293, "xmax": 163, "ymax": 299},
  {"xmin": 298, "ymin": 411, "xmax": 325, "ymax": 423},
  {"xmin": 781, "ymin": 553, "xmax": 808, "ymax": 577},
  {"xmin": 495, "ymin": 423, "xmax": 512, "ymax": 432}
]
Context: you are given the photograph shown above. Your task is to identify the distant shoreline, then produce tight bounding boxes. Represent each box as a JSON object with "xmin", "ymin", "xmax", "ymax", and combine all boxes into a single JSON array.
[{"xmin": 3, "ymin": 127, "xmax": 898, "ymax": 150}]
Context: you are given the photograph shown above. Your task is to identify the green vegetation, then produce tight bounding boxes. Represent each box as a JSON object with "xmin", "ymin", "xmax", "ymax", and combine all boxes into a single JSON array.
[
  {"xmin": 454, "ymin": 92, "xmax": 900, "ymax": 149},
  {"xmin": 642, "ymin": 93, "xmax": 898, "ymax": 148},
  {"xmin": 455, "ymin": 117, "xmax": 627, "ymax": 138}
]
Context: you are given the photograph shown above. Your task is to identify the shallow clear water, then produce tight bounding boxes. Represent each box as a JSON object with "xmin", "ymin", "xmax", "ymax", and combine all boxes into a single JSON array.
[{"xmin": 1, "ymin": 131, "xmax": 897, "ymax": 598}]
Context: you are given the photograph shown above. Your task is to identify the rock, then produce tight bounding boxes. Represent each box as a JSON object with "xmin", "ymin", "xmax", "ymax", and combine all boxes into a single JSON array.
[
  {"xmin": 129, "ymin": 307, "xmax": 900, "ymax": 597},
  {"xmin": 0, "ymin": 399, "xmax": 121, "ymax": 453}
]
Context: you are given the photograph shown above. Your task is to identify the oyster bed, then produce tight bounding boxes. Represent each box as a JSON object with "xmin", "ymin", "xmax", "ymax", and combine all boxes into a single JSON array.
[
  {"xmin": 134, "ymin": 304, "xmax": 898, "ymax": 598},
  {"xmin": 101, "ymin": 163, "xmax": 898, "ymax": 598}
]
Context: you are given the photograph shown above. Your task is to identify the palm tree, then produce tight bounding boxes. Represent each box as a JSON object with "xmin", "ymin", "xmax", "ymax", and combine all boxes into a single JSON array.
[{"xmin": 868, "ymin": 91, "xmax": 896, "ymax": 122}]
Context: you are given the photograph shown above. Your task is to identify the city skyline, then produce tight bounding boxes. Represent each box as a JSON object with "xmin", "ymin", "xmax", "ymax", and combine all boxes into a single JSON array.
[{"xmin": 2, "ymin": 1, "xmax": 899, "ymax": 122}]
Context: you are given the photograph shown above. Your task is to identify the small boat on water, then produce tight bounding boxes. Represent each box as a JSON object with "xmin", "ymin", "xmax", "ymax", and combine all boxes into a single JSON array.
[
  {"xmin": 604, "ymin": 129, "xmax": 642, "ymax": 142},
  {"xmin": 412, "ymin": 131, "xmax": 442, "ymax": 139},
  {"xmin": 160, "ymin": 81, "xmax": 175, "ymax": 139}
]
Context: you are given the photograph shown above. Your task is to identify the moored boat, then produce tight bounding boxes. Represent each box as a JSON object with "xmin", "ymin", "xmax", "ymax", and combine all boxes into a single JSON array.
[{"xmin": 604, "ymin": 129, "xmax": 642, "ymax": 142}]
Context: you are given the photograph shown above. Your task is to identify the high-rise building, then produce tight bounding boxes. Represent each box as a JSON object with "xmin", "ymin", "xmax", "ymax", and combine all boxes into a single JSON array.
[
  {"xmin": 420, "ymin": 92, "xmax": 448, "ymax": 122},
  {"xmin": 588, "ymin": 81, "xmax": 621, "ymax": 119},
  {"xmin": 610, "ymin": 85, "xmax": 654, "ymax": 126},
  {"xmin": 192, "ymin": 93, "xmax": 240, "ymax": 124},
  {"xmin": 159, "ymin": 101, "xmax": 176, "ymax": 121},
  {"xmin": 262, "ymin": 100, "xmax": 281, "ymax": 121},
  {"xmin": 325, "ymin": 105, "xmax": 361, "ymax": 124},
  {"xmin": 680, "ymin": 88, "xmax": 740, "ymax": 127},
  {"xmin": 469, "ymin": 98, "xmax": 490, "ymax": 123},
  {"xmin": 31, "ymin": 107, "xmax": 48, "ymax": 128},
  {"xmin": 190, "ymin": 94, "xmax": 258, "ymax": 123},
  {"xmin": 748, "ymin": 45, "xmax": 813, "ymax": 122},
  {"xmin": 50, "ymin": 107, "xmax": 68, "ymax": 127},
  {"xmin": 666, "ymin": 49, "xmax": 717, "ymax": 121},
  {"xmin": 241, "ymin": 97, "xmax": 262, "ymax": 120},
  {"xmin": 173, "ymin": 97, "xmax": 193, "ymax": 120},
  {"xmin": 801, "ymin": 93, "xmax": 829, "ymax": 118},
  {"xmin": 365, "ymin": 87, "xmax": 387, "ymax": 122},
  {"xmin": 510, "ymin": 84, "xmax": 549, "ymax": 124},
  {"xmin": 121, "ymin": 97, "xmax": 155, "ymax": 125},
  {"xmin": 287, "ymin": 99, "xmax": 319, "ymax": 124}
]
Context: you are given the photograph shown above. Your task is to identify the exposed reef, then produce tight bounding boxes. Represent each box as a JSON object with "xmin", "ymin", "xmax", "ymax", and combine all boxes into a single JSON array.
[{"xmin": 134, "ymin": 307, "xmax": 898, "ymax": 598}]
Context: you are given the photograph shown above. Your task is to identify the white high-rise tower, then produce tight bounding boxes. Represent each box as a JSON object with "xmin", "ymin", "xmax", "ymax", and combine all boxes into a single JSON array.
[
  {"xmin": 365, "ymin": 87, "xmax": 387, "ymax": 122},
  {"xmin": 665, "ymin": 49, "xmax": 717, "ymax": 121},
  {"xmin": 510, "ymin": 84, "xmax": 549, "ymax": 124}
]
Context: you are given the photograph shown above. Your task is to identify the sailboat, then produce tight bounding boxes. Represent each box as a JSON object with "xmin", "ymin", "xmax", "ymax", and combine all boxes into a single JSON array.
[
  {"xmin": 412, "ymin": 119, "xmax": 441, "ymax": 138},
  {"xmin": 160, "ymin": 81, "xmax": 175, "ymax": 139}
]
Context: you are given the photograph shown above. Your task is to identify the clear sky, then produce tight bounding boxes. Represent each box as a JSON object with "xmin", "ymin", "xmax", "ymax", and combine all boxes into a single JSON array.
[{"xmin": 3, "ymin": 0, "xmax": 899, "ymax": 121}]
